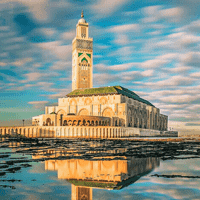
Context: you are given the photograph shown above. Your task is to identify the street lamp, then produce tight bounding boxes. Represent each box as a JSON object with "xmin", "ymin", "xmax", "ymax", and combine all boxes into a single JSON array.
[{"xmin": 22, "ymin": 119, "xmax": 25, "ymax": 127}]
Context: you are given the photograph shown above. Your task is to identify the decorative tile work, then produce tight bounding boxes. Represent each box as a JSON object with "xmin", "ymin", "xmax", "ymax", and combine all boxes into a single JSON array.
[
  {"xmin": 86, "ymin": 53, "xmax": 91, "ymax": 58},
  {"xmin": 81, "ymin": 57, "xmax": 88, "ymax": 62},
  {"xmin": 76, "ymin": 39, "xmax": 93, "ymax": 50}
]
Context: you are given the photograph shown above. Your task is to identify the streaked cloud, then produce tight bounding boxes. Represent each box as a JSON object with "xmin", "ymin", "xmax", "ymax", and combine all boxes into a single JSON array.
[
  {"xmin": 0, "ymin": 0, "xmax": 200, "ymax": 130},
  {"xmin": 142, "ymin": 6, "xmax": 184, "ymax": 23},
  {"xmin": 91, "ymin": 0, "xmax": 129, "ymax": 16}
]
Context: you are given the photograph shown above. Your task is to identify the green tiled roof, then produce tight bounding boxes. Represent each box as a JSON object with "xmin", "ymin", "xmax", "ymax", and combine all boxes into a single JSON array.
[
  {"xmin": 67, "ymin": 170, "xmax": 151, "ymax": 190},
  {"xmin": 67, "ymin": 86, "xmax": 154, "ymax": 107},
  {"xmin": 67, "ymin": 179, "xmax": 117, "ymax": 189}
]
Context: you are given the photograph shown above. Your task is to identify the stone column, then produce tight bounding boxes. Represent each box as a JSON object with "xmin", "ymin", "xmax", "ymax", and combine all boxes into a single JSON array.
[
  {"xmin": 90, "ymin": 104, "xmax": 93, "ymax": 116},
  {"xmin": 115, "ymin": 103, "xmax": 118, "ymax": 115},
  {"xmin": 98, "ymin": 104, "xmax": 101, "ymax": 116}
]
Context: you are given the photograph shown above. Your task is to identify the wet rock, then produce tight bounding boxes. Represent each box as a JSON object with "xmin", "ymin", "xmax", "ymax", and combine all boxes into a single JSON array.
[
  {"xmin": 0, "ymin": 172, "xmax": 6, "ymax": 176},
  {"xmin": 6, "ymin": 159, "xmax": 31, "ymax": 165},
  {"xmin": 20, "ymin": 164, "xmax": 32, "ymax": 168},
  {"xmin": 0, "ymin": 185, "xmax": 16, "ymax": 189},
  {"xmin": 6, "ymin": 167, "xmax": 21, "ymax": 173},
  {"xmin": 0, "ymin": 165, "xmax": 9, "ymax": 169},
  {"xmin": 0, "ymin": 179, "xmax": 21, "ymax": 182},
  {"xmin": 152, "ymin": 174, "xmax": 200, "ymax": 178},
  {"xmin": 0, "ymin": 155, "xmax": 10, "ymax": 159}
]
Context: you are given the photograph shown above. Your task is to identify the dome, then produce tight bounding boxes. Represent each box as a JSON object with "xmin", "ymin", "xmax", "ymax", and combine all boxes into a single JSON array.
[{"xmin": 78, "ymin": 18, "xmax": 86, "ymax": 23}]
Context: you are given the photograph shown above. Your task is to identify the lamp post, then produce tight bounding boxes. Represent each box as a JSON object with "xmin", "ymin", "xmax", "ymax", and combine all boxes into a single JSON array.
[{"xmin": 22, "ymin": 119, "xmax": 25, "ymax": 127}]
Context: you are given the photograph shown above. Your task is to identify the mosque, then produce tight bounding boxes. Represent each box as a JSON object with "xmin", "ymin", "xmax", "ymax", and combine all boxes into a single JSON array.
[{"xmin": 31, "ymin": 11, "xmax": 168, "ymax": 136}]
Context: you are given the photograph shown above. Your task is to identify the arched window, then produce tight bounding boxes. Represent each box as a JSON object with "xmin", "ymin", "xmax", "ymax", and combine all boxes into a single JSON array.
[{"xmin": 46, "ymin": 118, "xmax": 51, "ymax": 126}]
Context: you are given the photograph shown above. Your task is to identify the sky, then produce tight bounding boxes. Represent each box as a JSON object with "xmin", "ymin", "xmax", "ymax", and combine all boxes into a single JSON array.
[{"xmin": 0, "ymin": 0, "xmax": 200, "ymax": 130}]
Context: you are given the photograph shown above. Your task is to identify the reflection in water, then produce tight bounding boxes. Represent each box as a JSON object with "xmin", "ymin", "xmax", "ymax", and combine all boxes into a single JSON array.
[
  {"xmin": 2, "ymin": 139, "xmax": 160, "ymax": 199},
  {"xmin": 43, "ymin": 156, "xmax": 159, "ymax": 200},
  {"xmin": 1, "ymin": 139, "xmax": 200, "ymax": 199}
]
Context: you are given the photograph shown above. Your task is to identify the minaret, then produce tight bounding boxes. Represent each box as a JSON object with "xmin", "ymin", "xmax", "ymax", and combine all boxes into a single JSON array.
[{"xmin": 72, "ymin": 11, "xmax": 93, "ymax": 91}]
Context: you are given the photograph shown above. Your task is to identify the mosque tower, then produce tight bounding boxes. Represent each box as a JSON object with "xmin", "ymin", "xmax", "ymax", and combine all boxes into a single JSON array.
[{"xmin": 72, "ymin": 11, "xmax": 93, "ymax": 91}]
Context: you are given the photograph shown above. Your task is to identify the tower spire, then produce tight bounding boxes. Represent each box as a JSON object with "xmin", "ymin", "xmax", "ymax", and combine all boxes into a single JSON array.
[
  {"xmin": 81, "ymin": 10, "xmax": 84, "ymax": 18},
  {"xmin": 72, "ymin": 12, "xmax": 93, "ymax": 91}
]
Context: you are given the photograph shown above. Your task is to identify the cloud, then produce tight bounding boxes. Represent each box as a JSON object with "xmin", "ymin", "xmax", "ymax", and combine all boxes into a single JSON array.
[
  {"xmin": 1, "ymin": 0, "xmax": 72, "ymax": 23},
  {"xmin": 50, "ymin": 61, "xmax": 71, "ymax": 70},
  {"xmin": 35, "ymin": 82, "xmax": 54, "ymax": 91},
  {"xmin": 121, "ymin": 71, "xmax": 144, "ymax": 81},
  {"xmin": 93, "ymin": 73, "xmax": 118, "ymax": 85},
  {"xmin": 141, "ymin": 69, "xmax": 154, "ymax": 77},
  {"xmin": 62, "ymin": 30, "xmax": 75, "ymax": 41},
  {"xmin": 37, "ymin": 42, "xmax": 72, "ymax": 61},
  {"xmin": 11, "ymin": 57, "xmax": 33, "ymax": 67},
  {"xmin": 187, "ymin": 104, "xmax": 200, "ymax": 110},
  {"xmin": 113, "ymin": 34, "xmax": 130, "ymax": 45},
  {"xmin": 109, "ymin": 63, "xmax": 134, "ymax": 71},
  {"xmin": 109, "ymin": 24, "xmax": 139, "ymax": 33},
  {"xmin": 155, "ymin": 32, "xmax": 200, "ymax": 50},
  {"xmin": 180, "ymin": 52, "xmax": 200, "ymax": 67},
  {"xmin": 0, "ymin": 62, "xmax": 7, "ymax": 67},
  {"xmin": 177, "ymin": 20, "xmax": 200, "ymax": 34},
  {"xmin": 24, "ymin": 72, "xmax": 42, "ymax": 82},
  {"xmin": 94, "ymin": 63, "xmax": 108, "ymax": 72},
  {"xmin": 40, "ymin": 28, "xmax": 56, "ymax": 36},
  {"xmin": 46, "ymin": 88, "xmax": 71, "ymax": 99},
  {"xmin": 168, "ymin": 65, "xmax": 191, "ymax": 74},
  {"xmin": 141, "ymin": 53, "xmax": 177, "ymax": 69},
  {"xmin": 21, "ymin": 71, "xmax": 60, "ymax": 84},
  {"xmin": 160, "ymin": 95, "xmax": 199, "ymax": 104},
  {"xmin": 91, "ymin": 0, "xmax": 129, "ymax": 16},
  {"xmin": 96, "ymin": 44, "xmax": 110, "ymax": 50},
  {"xmin": 142, "ymin": 6, "xmax": 184, "ymax": 23},
  {"xmin": 147, "ymin": 30, "xmax": 162, "ymax": 36},
  {"xmin": 141, "ymin": 59, "xmax": 169, "ymax": 69},
  {"xmin": 141, "ymin": 76, "xmax": 195, "ymax": 89},
  {"xmin": 161, "ymin": 7, "xmax": 184, "ymax": 22},
  {"xmin": 109, "ymin": 46, "xmax": 136, "ymax": 59},
  {"xmin": 108, "ymin": 24, "xmax": 140, "ymax": 45},
  {"xmin": 15, "ymin": 0, "xmax": 49, "ymax": 21},
  {"xmin": 190, "ymin": 71, "xmax": 200, "ymax": 77},
  {"xmin": 134, "ymin": 85, "xmax": 200, "ymax": 123},
  {"xmin": 28, "ymin": 101, "xmax": 49, "ymax": 105},
  {"xmin": 0, "ymin": 0, "xmax": 200, "ymax": 127},
  {"xmin": 28, "ymin": 100, "xmax": 49, "ymax": 109}
]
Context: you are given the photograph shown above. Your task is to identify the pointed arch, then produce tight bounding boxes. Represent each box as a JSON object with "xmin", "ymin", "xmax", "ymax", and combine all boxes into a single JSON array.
[
  {"xmin": 100, "ymin": 97, "xmax": 108, "ymax": 105},
  {"xmin": 84, "ymin": 97, "xmax": 92, "ymax": 105},
  {"xmin": 57, "ymin": 109, "xmax": 66, "ymax": 115},
  {"xmin": 102, "ymin": 107, "xmax": 114, "ymax": 118},
  {"xmin": 69, "ymin": 99, "xmax": 77, "ymax": 106},
  {"xmin": 78, "ymin": 108, "xmax": 89, "ymax": 116}
]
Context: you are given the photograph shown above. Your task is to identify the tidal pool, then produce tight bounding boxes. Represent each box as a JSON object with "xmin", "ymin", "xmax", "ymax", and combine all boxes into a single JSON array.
[{"xmin": 0, "ymin": 138, "xmax": 200, "ymax": 200}]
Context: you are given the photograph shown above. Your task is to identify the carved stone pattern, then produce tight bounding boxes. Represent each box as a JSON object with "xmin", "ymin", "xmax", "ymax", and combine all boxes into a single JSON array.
[{"xmin": 76, "ymin": 39, "xmax": 93, "ymax": 50}]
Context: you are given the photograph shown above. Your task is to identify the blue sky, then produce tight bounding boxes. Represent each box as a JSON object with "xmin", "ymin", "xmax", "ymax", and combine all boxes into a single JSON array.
[{"xmin": 1, "ymin": 0, "xmax": 200, "ymax": 128}]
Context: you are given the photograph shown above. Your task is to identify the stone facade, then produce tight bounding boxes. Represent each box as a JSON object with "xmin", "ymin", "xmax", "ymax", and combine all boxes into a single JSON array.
[{"xmin": 32, "ymin": 86, "xmax": 168, "ymax": 131}]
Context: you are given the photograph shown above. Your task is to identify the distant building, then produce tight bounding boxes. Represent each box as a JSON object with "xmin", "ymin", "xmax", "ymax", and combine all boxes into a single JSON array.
[{"xmin": 32, "ymin": 11, "xmax": 168, "ymax": 132}]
